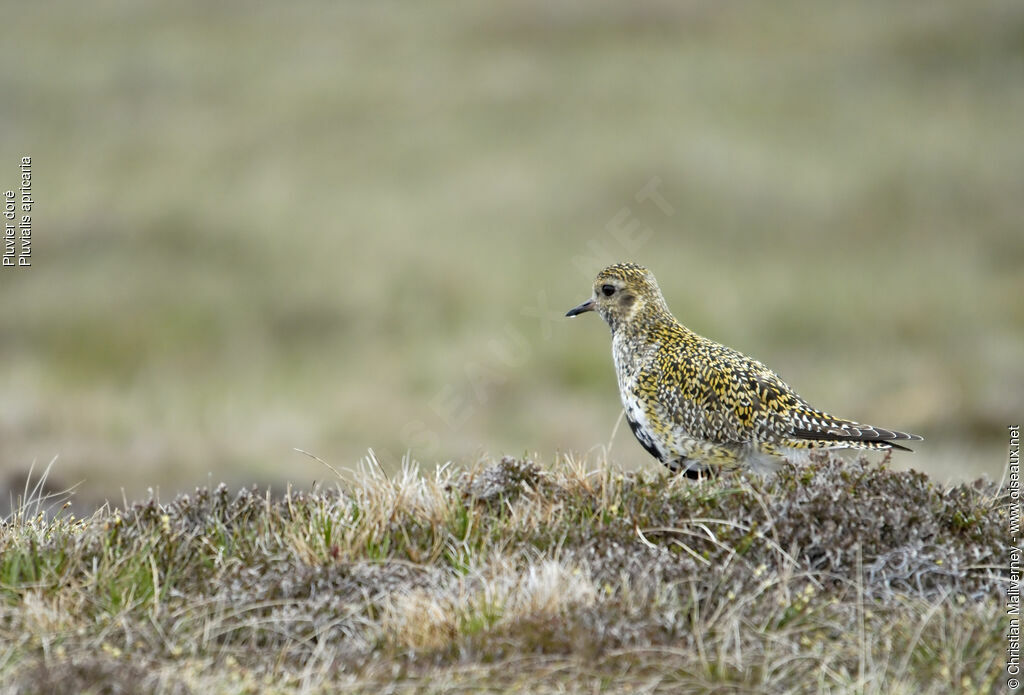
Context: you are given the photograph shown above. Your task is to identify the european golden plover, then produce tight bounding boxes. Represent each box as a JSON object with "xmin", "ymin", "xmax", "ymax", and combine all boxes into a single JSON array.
[{"xmin": 566, "ymin": 263, "xmax": 922, "ymax": 477}]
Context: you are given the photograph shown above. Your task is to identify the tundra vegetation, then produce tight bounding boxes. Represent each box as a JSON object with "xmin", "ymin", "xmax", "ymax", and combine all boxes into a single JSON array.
[{"xmin": 0, "ymin": 454, "xmax": 1010, "ymax": 694}]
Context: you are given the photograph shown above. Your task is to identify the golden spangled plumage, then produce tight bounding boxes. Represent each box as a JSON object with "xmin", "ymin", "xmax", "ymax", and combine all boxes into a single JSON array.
[{"xmin": 566, "ymin": 263, "xmax": 922, "ymax": 477}]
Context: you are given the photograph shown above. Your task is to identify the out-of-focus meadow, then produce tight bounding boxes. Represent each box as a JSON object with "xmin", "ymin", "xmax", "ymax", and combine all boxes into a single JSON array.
[{"xmin": 2, "ymin": 0, "xmax": 1021, "ymax": 506}]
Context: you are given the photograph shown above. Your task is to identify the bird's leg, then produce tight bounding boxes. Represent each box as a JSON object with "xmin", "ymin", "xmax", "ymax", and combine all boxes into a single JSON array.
[
  {"xmin": 668, "ymin": 457, "xmax": 716, "ymax": 480},
  {"xmin": 665, "ymin": 439, "xmax": 740, "ymax": 478}
]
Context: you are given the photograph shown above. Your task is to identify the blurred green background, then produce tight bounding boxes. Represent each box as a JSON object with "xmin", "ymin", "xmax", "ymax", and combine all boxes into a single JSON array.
[{"xmin": 3, "ymin": 0, "xmax": 1022, "ymax": 506}]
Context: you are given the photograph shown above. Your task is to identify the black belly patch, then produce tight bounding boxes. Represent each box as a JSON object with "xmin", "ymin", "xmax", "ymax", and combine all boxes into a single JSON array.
[
  {"xmin": 625, "ymin": 411, "xmax": 714, "ymax": 479},
  {"xmin": 626, "ymin": 412, "xmax": 663, "ymax": 462}
]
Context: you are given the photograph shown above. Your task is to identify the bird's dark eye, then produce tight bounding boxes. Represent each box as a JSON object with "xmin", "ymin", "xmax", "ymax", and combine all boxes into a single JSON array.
[{"xmin": 601, "ymin": 284, "xmax": 616, "ymax": 297}]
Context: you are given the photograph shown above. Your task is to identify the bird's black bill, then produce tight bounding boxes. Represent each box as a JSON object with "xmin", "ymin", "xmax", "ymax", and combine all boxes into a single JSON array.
[{"xmin": 565, "ymin": 299, "xmax": 595, "ymax": 317}]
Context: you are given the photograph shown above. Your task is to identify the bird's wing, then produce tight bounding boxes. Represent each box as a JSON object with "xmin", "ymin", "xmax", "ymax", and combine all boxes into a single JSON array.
[
  {"xmin": 649, "ymin": 334, "xmax": 923, "ymax": 450},
  {"xmin": 745, "ymin": 365, "xmax": 924, "ymax": 450},
  {"xmin": 738, "ymin": 366, "xmax": 807, "ymax": 440},
  {"xmin": 650, "ymin": 341, "xmax": 797, "ymax": 444}
]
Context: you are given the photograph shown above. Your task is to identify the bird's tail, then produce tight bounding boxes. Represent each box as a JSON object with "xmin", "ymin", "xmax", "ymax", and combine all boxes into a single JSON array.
[{"xmin": 785, "ymin": 407, "xmax": 923, "ymax": 452}]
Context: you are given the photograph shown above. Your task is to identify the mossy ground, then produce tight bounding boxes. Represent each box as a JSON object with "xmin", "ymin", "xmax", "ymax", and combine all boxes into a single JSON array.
[{"xmin": 0, "ymin": 454, "xmax": 1011, "ymax": 694}]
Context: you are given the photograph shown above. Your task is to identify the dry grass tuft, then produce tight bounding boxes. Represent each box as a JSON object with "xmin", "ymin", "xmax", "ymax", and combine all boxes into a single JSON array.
[{"xmin": 0, "ymin": 453, "xmax": 1011, "ymax": 693}]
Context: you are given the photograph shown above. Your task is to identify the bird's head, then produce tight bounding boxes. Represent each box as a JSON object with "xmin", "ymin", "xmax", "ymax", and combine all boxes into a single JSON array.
[{"xmin": 565, "ymin": 263, "xmax": 669, "ymax": 332}]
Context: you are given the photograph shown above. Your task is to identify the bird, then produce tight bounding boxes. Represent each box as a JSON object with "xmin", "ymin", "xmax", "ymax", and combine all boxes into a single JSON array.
[{"xmin": 565, "ymin": 262, "xmax": 922, "ymax": 478}]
